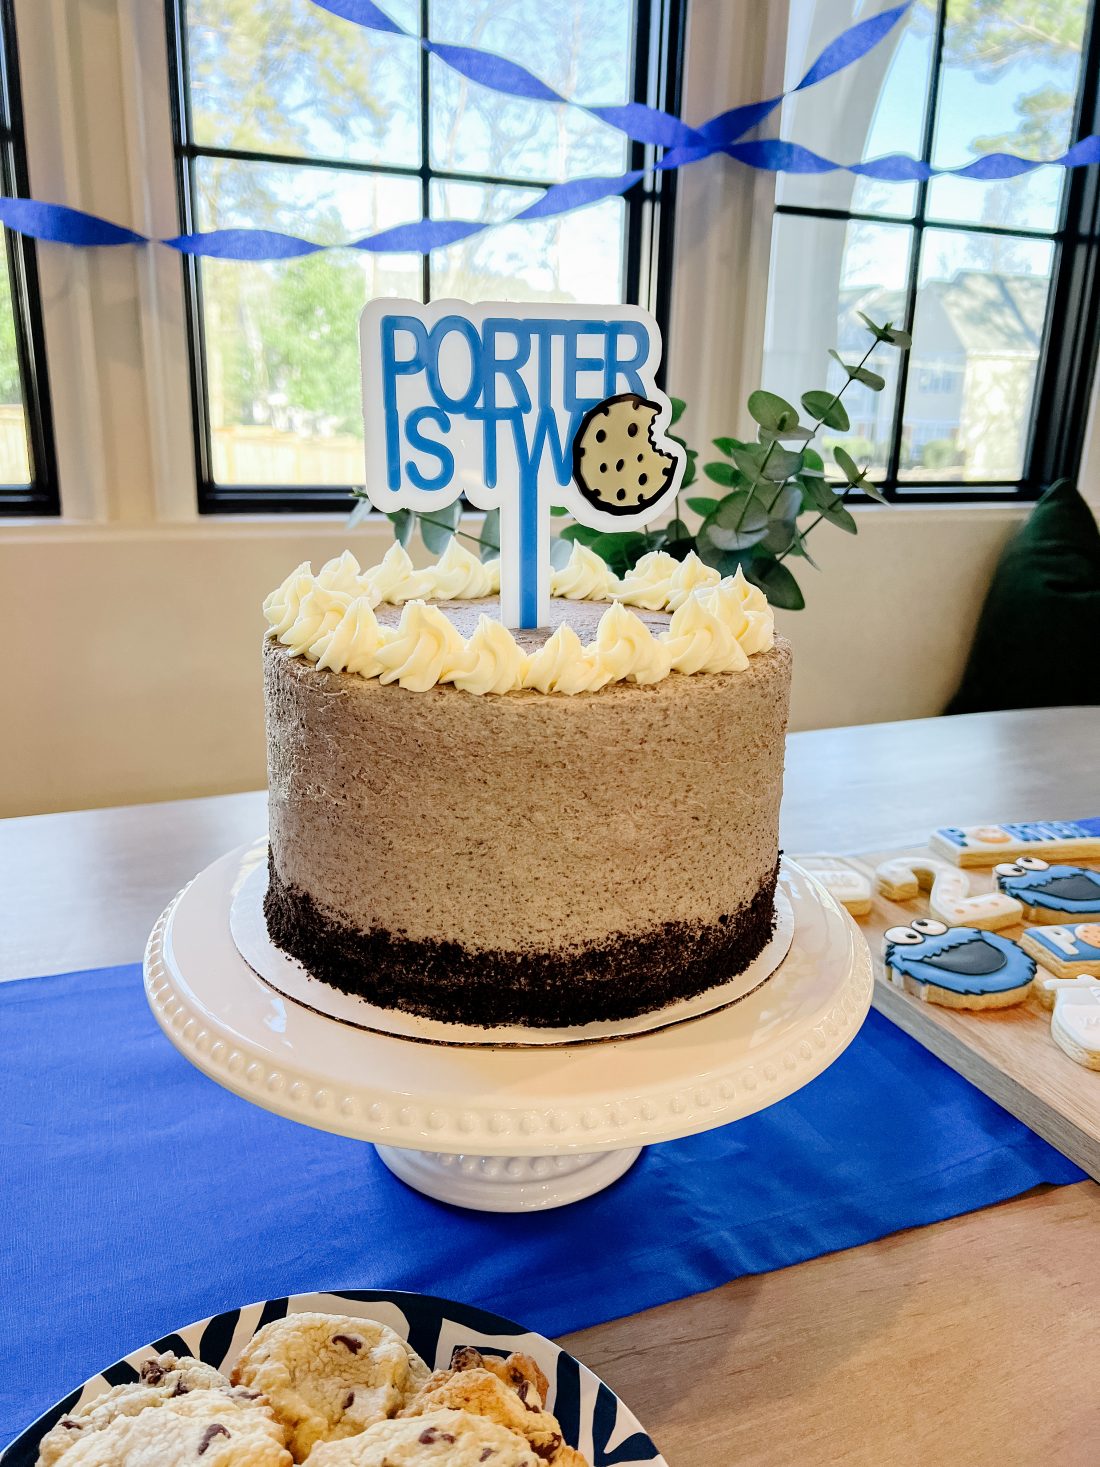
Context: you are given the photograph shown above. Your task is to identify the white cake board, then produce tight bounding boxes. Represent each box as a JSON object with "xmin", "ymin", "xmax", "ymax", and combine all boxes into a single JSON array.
[
  {"xmin": 144, "ymin": 845, "xmax": 872, "ymax": 1212},
  {"xmin": 228, "ymin": 843, "xmax": 796, "ymax": 1048}
]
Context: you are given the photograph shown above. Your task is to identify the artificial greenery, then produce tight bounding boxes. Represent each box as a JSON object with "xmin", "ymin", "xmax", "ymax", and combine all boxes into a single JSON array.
[{"xmin": 350, "ymin": 312, "xmax": 911, "ymax": 611}]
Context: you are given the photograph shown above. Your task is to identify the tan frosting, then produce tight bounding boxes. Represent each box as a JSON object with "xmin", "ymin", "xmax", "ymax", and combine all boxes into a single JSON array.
[
  {"xmin": 263, "ymin": 538, "xmax": 776, "ymax": 696},
  {"xmin": 265, "ymin": 634, "xmax": 792, "ymax": 950}
]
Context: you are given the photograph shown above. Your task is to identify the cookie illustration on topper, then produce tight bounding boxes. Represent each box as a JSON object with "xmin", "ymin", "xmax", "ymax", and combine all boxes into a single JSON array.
[{"xmin": 360, "ymin": 299, "xmax": 685, "ymax": 630}]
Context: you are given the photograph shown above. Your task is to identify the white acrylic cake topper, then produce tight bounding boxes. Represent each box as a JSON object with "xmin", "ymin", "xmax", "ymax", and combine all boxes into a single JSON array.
[{"xmin": 360, "ymin": 299, "xmax": 686, "ymax": 629}]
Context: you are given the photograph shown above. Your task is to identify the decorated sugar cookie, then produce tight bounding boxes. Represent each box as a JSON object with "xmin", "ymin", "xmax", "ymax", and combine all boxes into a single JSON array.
[
  {"xmin": 931, "ymin": 818, "xmax": 1100, "ymax": 868},
  {"xmin": 1041, "ymin": 975, "xmax": 1100, "ymax": 1069},
  {"xmin": 572, "ymin": 393, "xmax": 679, "ymax": 516},
  {"xmin": 883, "ymin": 919, "xmax": 1036, "ymax": 1009},
  {"xmin": 874, "ymin": 855, "xmax": 1022, "ymax": 931},
  {"xmin": 994, "ymin": 857, "xmax": 1100, "ymax": 924},
  {"xmin": 796, "ymin": 855, "xmax": 872, "ymax": 916},
  {"xmin": 1019, "ymin": 923, "xmax": 1100, "ymax": 988}
]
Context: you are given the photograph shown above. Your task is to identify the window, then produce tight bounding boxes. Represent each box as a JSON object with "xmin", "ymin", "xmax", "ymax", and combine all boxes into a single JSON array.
[
  {"xmin": 0, "ymin": 0, "xmax": 57, "ymax": 515},
  {"xmin": 762, "ymin": 0, "xmax": 1100, "ymax": 500},
  {"xmin": 166, "ymin": 0, "xmax": 685, "ymax": 513}
]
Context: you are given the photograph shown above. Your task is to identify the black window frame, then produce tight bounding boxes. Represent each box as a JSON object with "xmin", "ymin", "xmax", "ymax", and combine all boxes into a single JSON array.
[
  {"xmin": 772, "ymin": 0, "xmax": 1100, "ymax": 506},
  {"xmin": 165, "ymin": 0, "xmax": 686, "ymax": 515},
  {"xmin": 0, "ymin": 0, "xmax": 59, "ymax": 517}
]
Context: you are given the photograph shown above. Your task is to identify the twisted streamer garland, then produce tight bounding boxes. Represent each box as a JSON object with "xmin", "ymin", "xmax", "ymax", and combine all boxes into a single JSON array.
[{"xmin": 0, "ymin": 1, "xmax": 1095, "ymax": 261}]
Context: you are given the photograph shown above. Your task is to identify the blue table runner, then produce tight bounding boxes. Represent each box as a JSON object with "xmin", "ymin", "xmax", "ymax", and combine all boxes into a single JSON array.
[{"xmin": 0, "ymin": 963, "xmax": 1085, "ymax": 1448}]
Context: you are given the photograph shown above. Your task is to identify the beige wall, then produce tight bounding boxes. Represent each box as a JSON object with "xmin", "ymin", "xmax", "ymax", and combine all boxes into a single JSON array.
[{"xmin": 0, "ymin": 504, "xmax": 1024, "ymax": 817}]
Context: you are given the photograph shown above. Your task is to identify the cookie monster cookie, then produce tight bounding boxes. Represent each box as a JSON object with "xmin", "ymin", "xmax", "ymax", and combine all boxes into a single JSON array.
[
  {"xmin": 230, "ymin": 1313, "xmax": 429, "ymax": 1462},
  {"xmin": 304, "ymin": 1410, "xmax": 541, "ymax": 1465},
  {"xmin": 571, "ymin": 393, "xmax": 677, "ymax": 515},
  {"xmin": 36, "ymin": 1354, "xmax": 272, "ymax": 1466},
  {"xmin": 36, "ymin": 1387, "xmax": 291, "ymax": 1466},
  {"xmin": 994, "ymin": 858, "xmax": 1100, "ymax": 924},
  {"xmin": 1019, "ymin": 923, "xmax": 1100, "ymax": 986},
  {"xmin": 883, "ymin": 918, "xmax": 1036, "ymax": 1009}
]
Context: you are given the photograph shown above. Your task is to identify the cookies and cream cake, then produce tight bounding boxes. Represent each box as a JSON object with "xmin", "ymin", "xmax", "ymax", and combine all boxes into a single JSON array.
[{"xmin": 261, "ymin": 539, "xmax": 791, "ymax": 1028}]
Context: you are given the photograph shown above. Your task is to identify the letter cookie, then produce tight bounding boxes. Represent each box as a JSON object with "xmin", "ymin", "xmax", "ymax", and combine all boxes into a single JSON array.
[
  {"xmin": 796, "ymin": 855, "xmax": 872, "ymax": 917},
  {"xmin": 883, "ymin": 920, "xmax": 1035, "ymax": 1009},
  {"xmin": 931, "ymin": 818, "xmax": 1100, "ymax": 868},
  {"xmin": 1041, "ymin": 975, "xmax": 1100, "ymax": 1069},
  {"xmin": 572, "ymin": 393, "xmax": 678, "ymax": 516},
  {"xmin": 874, "ymin": 855, "xmax": 1022, "ymax": 931},
  {"xmin": 1019, "ymin": 923, "xmax": 1100, "ymax": 988},
  {"xmin": 994, "ymin": 857, "xmax": 1100, "ymax": 924}
]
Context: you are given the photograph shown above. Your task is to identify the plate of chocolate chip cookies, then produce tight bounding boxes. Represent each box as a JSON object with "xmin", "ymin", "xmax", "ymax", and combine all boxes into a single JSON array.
[{"xmin": 1, "ymin": 1291, "xmax": 665, "ymax": 1467}]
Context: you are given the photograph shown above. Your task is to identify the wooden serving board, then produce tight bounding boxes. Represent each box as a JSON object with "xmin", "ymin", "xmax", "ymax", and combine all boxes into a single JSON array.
[{"xmin": 796, "ymin": 847, "xmax": 1100, "ymax": 1180}]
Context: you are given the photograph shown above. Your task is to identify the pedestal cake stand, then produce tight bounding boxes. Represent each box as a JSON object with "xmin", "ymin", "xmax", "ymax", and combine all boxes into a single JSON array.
[{"xmin": 143, "ymin": 845, "xmax": 872, "ymax": 1211}]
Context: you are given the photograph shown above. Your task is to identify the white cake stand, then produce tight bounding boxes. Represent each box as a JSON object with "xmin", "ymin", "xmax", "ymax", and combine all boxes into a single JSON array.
[{"xmin": 143, "ymin": 846, "xmax": 872, "ymax": 1212}]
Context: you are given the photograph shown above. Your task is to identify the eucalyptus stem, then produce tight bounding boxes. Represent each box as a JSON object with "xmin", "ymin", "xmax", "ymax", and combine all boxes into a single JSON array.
[{"xmin": 414, "ymin": 510, "xmax": 499, "ymax": 555}]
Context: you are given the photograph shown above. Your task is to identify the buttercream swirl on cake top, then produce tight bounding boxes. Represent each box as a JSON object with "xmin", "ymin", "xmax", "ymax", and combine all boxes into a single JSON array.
[{"xmin": 263, "ymin": 540, "xmax": 776, "ymax": 695}]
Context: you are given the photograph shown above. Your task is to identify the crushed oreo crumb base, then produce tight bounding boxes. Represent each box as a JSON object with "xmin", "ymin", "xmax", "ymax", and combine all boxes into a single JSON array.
[{"xmin": 264, "ymin": 857, "xmax": 779, "ymax": 1028}]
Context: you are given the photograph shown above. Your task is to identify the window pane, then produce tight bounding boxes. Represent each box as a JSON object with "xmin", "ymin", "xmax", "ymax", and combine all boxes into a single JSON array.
[
  {"xmin": 763, "ymin": 214, "xmax": 912, "ymax": 482},
  {"xmin": 194, "ymin": 159, "xmax": 421, "ymax": 486},
  {"xmin": 185, "ymin": 0, "xmax": 421, "ymax": 168},
  {"xmin": 429, "ymin": 179, "xmax": 625, "ymax": 301},
  {"xmin": 0, "ymin": 238, "xmax": 31, "ymax": 486},
  {"xmin": 926, "ymin": 0, "xmax": 1090, "ymax": 231},
  {"xmin": 899, "ymin": 229, "xmax": 1053, "ymax": 483},
  {"xmin": 427, "ymin": 0, "xmax": 632, "ymax": 182},
  {"xmin": 776, "ymin": 0, "xmax": 933, "ymax": 219}
]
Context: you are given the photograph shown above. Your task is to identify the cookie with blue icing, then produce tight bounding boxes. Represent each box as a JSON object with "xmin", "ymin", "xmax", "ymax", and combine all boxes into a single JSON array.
[
  {"xmin": 883, "ymin": 918, "xmax": 1036, "ymax": 1009},
  {"xmin": 1018, "ymin": 922, "xmax": 1100, "ymax": 987},
  {"xmin": 994, "ymin": 857, "xmax": 1100, "ymax": 924}
]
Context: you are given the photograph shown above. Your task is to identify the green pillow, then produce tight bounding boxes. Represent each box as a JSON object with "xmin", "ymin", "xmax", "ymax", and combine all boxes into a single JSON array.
[{"xmin": 945, "ymin": 479, "xmax": 1100, "ymax": 714}]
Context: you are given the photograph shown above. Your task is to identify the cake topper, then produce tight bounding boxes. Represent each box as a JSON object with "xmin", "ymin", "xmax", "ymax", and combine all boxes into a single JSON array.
[{"xmin": 360, "ymin": 299, "xmax": 685, "ymax": 629}]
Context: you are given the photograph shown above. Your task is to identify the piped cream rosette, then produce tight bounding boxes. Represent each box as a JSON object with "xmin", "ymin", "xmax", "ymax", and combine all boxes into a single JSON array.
[{"xmin": 263, "ymin": 539, "xmax": 775, "ymax": 695}]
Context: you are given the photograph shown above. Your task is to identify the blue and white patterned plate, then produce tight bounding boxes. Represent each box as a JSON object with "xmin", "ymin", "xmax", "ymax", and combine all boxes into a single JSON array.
[{"xmin": 0, "ymin": 1290, "xmax": 666, "ymax": 1466}]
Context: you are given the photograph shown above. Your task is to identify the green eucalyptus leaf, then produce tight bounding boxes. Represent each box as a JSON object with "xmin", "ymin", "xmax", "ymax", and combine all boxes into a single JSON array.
[
  {"xmin": 884, "ymin": 325, "xmax": 912, "ymax": 348},
  {"xmin": 549, "ymin": 504, "xmax": 569, "ymax": 517},
  {"xmin": 760, "ymin": 446, "xmax": 805, "ymax": 482},
  {"xmin": 859, "ymin": 480, "xmax": 888, "ymax": 505},
  {"xmin": 669, "ymin": 396, "xmax": 686, "ymax": 425},
  {"xmin": 587, "ymin": 530, "xmax": 650, "ymax": 577},
  {"xmin": 827, "ymin": 502, "xmax": 858, "ymax": 534},
  {"xmin": 687, "ymin": 495, "xmax": 719, "ymax": 516},
  {"xmin": 387, "ymin": 508, "xmax": 414, "ymax": 547},
  {"xmin": 549, "ymin": 536, "xmax": 574, "ymax": 570},
  {"xmin": 758, "ymin": 423, "xmax": 814, "ymax": 443},
  {"xmin": 747, "ymin": 389, "xmax": 799, "ymax": 431},
  {"xmin": 828, "ymin": 349, "xmax": 855, "ymax": 376},
  {"xmin": 750, "ymin": 557, "xmax": 805, "ymax": 611},
  {"xmin": 856, "ymin": 310, "xmax": 890, "ymax": 341},
  {"xmin": 833, "ymin": 445, "xmax": 865, "ymax": 486},
  {"xmin": 711, "ymin": 436, "xmax": 743, "ymax": 458},
  {"xmin": 682, "ymin": 448, "xmax": 697, "ymax": 488},
  {"xmin": 852, "ymin": 366, "xmax": 886, "ymax": 391},
  {"xmin": 348, "ymin": 496, "xmax": 374, "ymax": 528},
  {"xmin": 560, "ymin": 523, "xmax": 602, "ymax": 547},
  {"xmin": 801, "ymin": 390, "xmax": 850, "ymax": 432},
  {"xmin": 767, "ymin": 482, "xmax": 802, "ymax": 523},
  {"xmin": 698, "ymin": 492, "xmax": 769, "ymax": 555},
  {"xmin": 802, "ymin": 446, "xmax": 826, "ymax": 477},
  {"xmin": 731, "ymin": 445, "xmax": 768, "ymax": 482},
  {"xmin": 665, "ymin": 517, "xmax": 691, "ymax": 541},
  {"xmin": 787, "ymin": 525, "xmax": 821, "ymax": 568},
  {"xmin": 704, "ymin": 461, "xmax": 737, "ymax": 486},
  {"xmin": 479, "ymin": 508, "xmax": 500, "ymax": 560},
  {"xmin": 419, "ymin": 499, "xmax": 463, "ymax": 554},
  {"xmin": 797, "ymin": 476, "xmax": 836, "ymax": 513}
]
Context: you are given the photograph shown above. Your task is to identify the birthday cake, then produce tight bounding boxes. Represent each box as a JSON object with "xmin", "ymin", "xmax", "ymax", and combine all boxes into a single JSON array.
[{"xmin": 261, "ymin": 539, "xmax": 791, "ymax": 1028}]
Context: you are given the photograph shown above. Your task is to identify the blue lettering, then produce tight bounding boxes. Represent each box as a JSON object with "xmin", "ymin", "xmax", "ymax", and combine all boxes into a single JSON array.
[
  {"xmin": 426, "ymin": 315, "xmax": 482, "ymax": 415},
  {"xmin": 606, "ymin": 321, "xmax": 649, "ymax": 396},
  {"xmin": 381, "ymin": 314, "xmax": 429, "ymax": 490},
  {"xmin": 562, "ymin": 324, "xmax": 604, "ymax": 412},
  {"xmin": 405, "ymin": 406, "xmax": 454, "ymax": 491}
]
